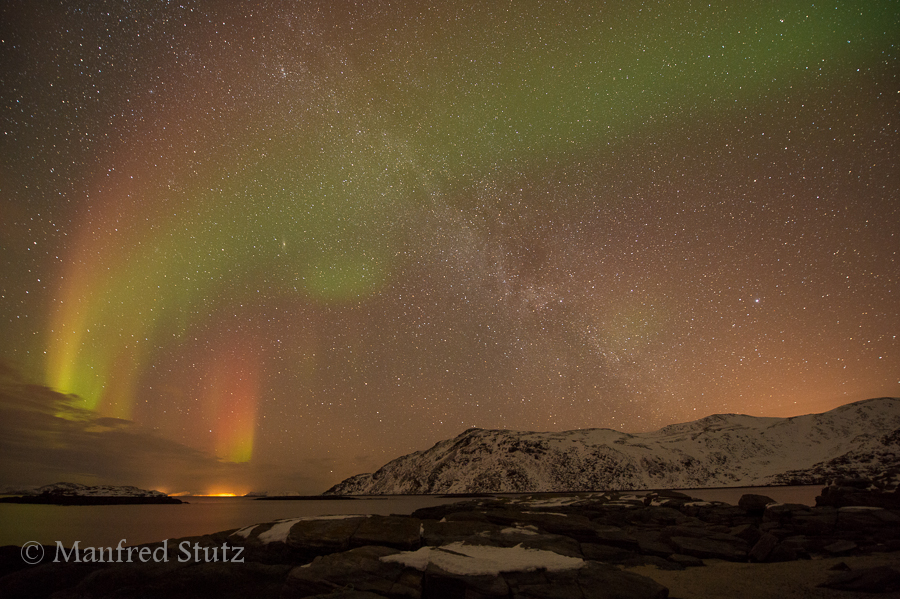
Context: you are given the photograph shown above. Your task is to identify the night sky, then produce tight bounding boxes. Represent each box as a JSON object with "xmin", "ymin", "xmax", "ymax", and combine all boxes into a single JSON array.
[{"xmin": 1, "ymin": 1, "xmax": 897, "ymax": 495}]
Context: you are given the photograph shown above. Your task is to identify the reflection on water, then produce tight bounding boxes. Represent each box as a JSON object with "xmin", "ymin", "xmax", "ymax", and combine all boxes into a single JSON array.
[{"xmin": 0, "ymin": 486, "xmax": 823, "ymax": 548}]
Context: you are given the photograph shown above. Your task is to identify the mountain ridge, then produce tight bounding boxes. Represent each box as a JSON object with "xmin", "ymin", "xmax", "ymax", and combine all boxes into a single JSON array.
[{"xmin": 325, "ymin": 397, "xmax": 900, "ymax": 495}]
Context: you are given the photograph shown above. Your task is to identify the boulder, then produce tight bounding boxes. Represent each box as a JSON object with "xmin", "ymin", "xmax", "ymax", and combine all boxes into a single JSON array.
[
  {"xmin": 748, "ymin": 533, "xmax": 779, "ymax": 563},
  {"xmin": 729, "ymin": 523, "xmax": 762, "ymax": 545},
  {"xmin": 749, "ymin": 532, "xmax": 801, "ymax": 563},
  {"xmin": 817, "ymin": 479, "xmax": 900, "ymax": 509},
  {"xmin": 738, "ymin": 494, "xmax": 776, "ymax": 514},
  {"xmin": 791, "ymin": 508, "xmax": 837, "ymax": 536},
  {"xmin": 762, "ymin": 503, "xmax": 813, "ymax": 525},
  {"xmin": 835, "ymin": 506, "xmax": 900, "ymax": 533}
]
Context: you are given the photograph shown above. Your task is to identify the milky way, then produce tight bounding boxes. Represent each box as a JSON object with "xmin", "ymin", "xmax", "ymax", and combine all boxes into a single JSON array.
[{"xmin": 1, "ymin": 1, "xmax": 897, "ymax": 494}]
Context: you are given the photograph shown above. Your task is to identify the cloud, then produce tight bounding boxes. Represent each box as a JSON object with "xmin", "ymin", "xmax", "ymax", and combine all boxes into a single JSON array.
[{"xmin": 0, "ymin": 363, "xmax": 261, "ymax": 493}]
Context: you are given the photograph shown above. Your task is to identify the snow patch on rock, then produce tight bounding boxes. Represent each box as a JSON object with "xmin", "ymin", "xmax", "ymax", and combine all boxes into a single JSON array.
[
  {"xmin": 381, "ymin": 542, "xmax": 584, "ymax": 575},
  {"xmin": 258, "ymin": 518, "xmax": 304, "ymax": 544}
]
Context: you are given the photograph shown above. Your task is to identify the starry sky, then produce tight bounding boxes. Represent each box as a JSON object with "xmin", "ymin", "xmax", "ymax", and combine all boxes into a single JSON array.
[{"xmin": 1, "ymin": 1, "xmax": 897, "ymax": 495}]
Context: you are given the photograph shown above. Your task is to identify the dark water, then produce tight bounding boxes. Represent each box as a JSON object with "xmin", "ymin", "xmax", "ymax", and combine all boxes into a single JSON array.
[
  {"xmin": 0, "ymin": 486, "xmax": 823, "ymax": 548},
  {"xmin": 0, "ymin": 496, "xmax": 463, "ymax": 548}
]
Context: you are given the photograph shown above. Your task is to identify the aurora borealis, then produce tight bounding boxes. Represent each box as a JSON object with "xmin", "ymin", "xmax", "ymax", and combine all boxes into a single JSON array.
[{"xmin": 1, "ymin": 1, "xmax": 897, "ymax": 494}]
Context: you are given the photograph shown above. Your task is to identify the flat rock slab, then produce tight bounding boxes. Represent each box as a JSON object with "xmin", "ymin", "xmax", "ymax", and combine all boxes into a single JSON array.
[
  {"xmin": 351, "ymin": 516, "xmax": 423, "ymax": 551},
  {"xmin": 284, "ymin": 545, "xmax": 417, "ymax": 599},
  {"xmin": 466, "ymin": 528, "xmax": 584, "ymax": 559},
  {"xmin": 286, "ymin": 517, "xmax": 370, "ymax": 554}
]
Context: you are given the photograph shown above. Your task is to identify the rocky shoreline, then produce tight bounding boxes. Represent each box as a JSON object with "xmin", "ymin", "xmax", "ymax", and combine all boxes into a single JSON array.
[{"xmin": 1, "ymin": 480, "xmax": 898, "ymax": 598}]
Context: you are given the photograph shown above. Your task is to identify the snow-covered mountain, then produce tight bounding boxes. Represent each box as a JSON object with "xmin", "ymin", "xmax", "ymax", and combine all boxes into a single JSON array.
[
  {"xmin": 324, "ymin": 397, "xmax": 900, "ymax": 495},
  {"xmin": 0, "ymin": 482, "xmax": 169, "ymax": 497}
]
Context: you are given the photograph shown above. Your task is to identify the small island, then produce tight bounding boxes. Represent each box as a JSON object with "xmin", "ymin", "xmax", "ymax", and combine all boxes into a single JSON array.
[{"xmin": 0, "ymin": 482, "xmax": 183, "ymax": 505}]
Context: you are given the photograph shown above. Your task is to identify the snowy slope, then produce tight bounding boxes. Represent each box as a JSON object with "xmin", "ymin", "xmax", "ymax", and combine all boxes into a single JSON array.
[{"xmin": 324, "ymin": 397, "xmax": 900, "ymax": 494}]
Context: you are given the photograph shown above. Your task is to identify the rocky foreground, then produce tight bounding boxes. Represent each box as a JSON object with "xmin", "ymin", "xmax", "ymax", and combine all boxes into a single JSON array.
[{"xmin": 1, "ymin": 480, "xmax": 899, "ymax": 598}]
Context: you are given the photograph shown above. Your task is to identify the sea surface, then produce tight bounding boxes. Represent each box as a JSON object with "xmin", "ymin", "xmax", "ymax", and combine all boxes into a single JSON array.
[{"xmin": 0, "ymin": 486, "xmax": 823, "ymax": 548}]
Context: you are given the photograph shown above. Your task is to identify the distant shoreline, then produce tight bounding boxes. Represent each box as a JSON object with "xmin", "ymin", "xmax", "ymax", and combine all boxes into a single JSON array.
[
  {"xmin": 257, "ymin": 492, "xmax": 497, "ymax": 500},
  {"xmin": 254, "ymin": 495, "xmax": 358, "ymax": 501},
  {"xmin": 0, "ymin": 495, "xmax": 184, "ymax": 505}
]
